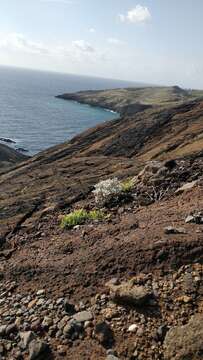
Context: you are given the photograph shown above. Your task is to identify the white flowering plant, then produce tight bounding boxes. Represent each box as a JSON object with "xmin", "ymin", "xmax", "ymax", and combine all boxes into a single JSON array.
[{"xmin": 93, "ymin": 178, "xmax": 123, "ymax": 206}]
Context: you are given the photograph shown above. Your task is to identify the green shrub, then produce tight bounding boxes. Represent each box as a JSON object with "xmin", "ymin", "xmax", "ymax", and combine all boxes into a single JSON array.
[
  {"xmin": 61, "ymin": 209, "xmax": 106, "ymax": 229},
  {"xmin": 60, "ymin": 209, "xmax": 88, "ymax": 229},
  {"xmin": 121, "ymin": 178, "xmax": 134, "ymax": 192},
  {"xmin": 89, "ymin": 209, "xmax": 106, "ymax": 221}
]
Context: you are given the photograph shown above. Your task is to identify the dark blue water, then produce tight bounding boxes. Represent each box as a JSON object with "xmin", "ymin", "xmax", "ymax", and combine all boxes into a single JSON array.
[{"xmin": 0, "ymin": 66, "xmax": 136, "ymax": 155}]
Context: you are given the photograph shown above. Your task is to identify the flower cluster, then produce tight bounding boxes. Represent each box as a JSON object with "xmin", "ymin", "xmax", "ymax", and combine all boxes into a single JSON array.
[{"xmin": 93, "ymin": 178, "xmax": 122, "ymax": 206}]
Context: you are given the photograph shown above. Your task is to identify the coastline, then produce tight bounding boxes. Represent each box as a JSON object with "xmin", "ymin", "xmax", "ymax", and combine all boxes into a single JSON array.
[
  {"xmin": 56, "ymin": 94, "xmax": 120, "ymax": 115},
  {"xmin": 56, "ymin": 91, "xmax": 153, "ymax": 116}
]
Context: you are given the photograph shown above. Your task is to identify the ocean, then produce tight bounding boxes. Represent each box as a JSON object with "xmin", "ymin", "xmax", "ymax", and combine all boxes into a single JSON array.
[{"xmin": 0, "ymin": 66, "xmax": 137, "ymax": 155}]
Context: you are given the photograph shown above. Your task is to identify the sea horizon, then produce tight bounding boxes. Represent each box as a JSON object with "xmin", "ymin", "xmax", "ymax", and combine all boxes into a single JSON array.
[{"xmin": 0, "ymin": 66, "xmax": 142, "ymax": 156}]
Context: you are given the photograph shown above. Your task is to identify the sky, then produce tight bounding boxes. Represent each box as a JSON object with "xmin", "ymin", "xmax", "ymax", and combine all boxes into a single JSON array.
[{"xmin": 0, "ymin": 0, "xmax": 203, "ymax": 88}]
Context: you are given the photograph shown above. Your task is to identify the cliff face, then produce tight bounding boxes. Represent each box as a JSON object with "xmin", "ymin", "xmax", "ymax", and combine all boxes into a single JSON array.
[{"xmin": 0, "ymin": 87, "xmax": 202, "ymax": 360}]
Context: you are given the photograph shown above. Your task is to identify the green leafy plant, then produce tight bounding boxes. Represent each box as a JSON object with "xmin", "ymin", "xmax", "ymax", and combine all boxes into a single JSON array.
[
  {"xmin": 121, "ymin": 178, "xmax": 134, "ymax": 192},
  {"xmin": 60, "ymin": 209, "xmax": 106, "ymax": 229}
]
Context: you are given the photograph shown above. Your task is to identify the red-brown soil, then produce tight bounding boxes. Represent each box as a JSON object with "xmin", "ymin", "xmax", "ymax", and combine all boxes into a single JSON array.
[{"xmin": 0, "ymin": 90, "xmax": 202, "ymax": 359}]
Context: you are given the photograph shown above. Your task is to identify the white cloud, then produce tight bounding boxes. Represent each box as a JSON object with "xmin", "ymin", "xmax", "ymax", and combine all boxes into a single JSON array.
[
  {"xmin": 119, "ymin": 14, "xmax": 126, "ymax": 23},
  {"xmin": 72, "ymin": 40, "xmax": 95, "ymax": 53},
  {"xmin": 0, "ymin": 33, "xmax": 99, "ymax": 63},
  {"xmin": 107, "ymin": 38, "xmax": 124, "ymax": 45},
  {"xmin": 89, "ymin": 28, "xmax": 96, "ymax": 33},
  {"xmin": 0, "ymin": 33, "xmax": 50, "ymax": 55},
  {"xmin": 119, "ymin": 5, "xmax": 151, "ymax": 24}
]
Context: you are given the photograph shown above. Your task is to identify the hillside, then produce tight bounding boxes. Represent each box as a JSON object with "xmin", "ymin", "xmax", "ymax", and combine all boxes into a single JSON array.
[
  {"xmin": 57, "ymin": 85, "xmax": 203, "ymax": 115},
  {"xmin": 0, "ymin": 87, "xmax": 202, "ymax": 359},
  {"xmin": 0, "ymin": 143, "xmax": 29, "ymax": 173}
]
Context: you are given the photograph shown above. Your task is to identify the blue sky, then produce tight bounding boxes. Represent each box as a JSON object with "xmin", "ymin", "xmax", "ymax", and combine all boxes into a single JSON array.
[{"xmin": 0, "ymin": 0, "xmax": 203, "ymax": 88}]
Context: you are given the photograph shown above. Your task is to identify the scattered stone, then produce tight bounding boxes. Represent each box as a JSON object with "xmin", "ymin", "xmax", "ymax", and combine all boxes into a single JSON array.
[
  {"xmin": 5, "ymin": 323, "xmax": 17, "ymax": 335},
  {"xmin": 63, "ymin": 320, "xmax": 83, "ymax": 340},
  {"xmin": 128, "ymin": 324, "xmax": 138, "ymax": 333},
  {"xmin": 185, "ymin": 215, "xmax": 195, "ymax": 224},
  {"xmin": 36, "ymin": 290, "xmax": 45, "ymax": 296},
  {"xmin": 95, "ymin": 322, "xmax": 114, "ymax": 347},
  {"xmin": 84, "ymin": 321, "xmax": 92, "ymax": 329},
  {"xmin": 176, "ymin": 295, "xmax": 192, "ymax": 303},
  {"xmin": 101, "ymin": 307, "xmax": 120, "ymax": 320},
  {"xmin": 29, "ymin": 340, "xmax": 50, "ymax": 360},
  {"xmin": 0, "ymin": 261, "xmax": 202, "ymax": 359},
  {"xmin": 0, "ymin": 344, "xmax": 4, "ymax": 354},
  {"xmin": 106, "ymin": 356, "xmax": 120, "ymax": 360},
  {"xmin": 73, "ymin": 310, "xmax": 93, "ymax": 323},
  {"xmin": 57, "ymin": 345, "xmax": 67, "ymax": 356},
  {"xmin": 106, "ymin": 349, "xmax": 117, "ymax": 356},
  {"xmin": 30, "ymin": 320, "xmax": 42, "ymax": 333},
  {"xmin": 175, "ymin": 180, "xmax": 197, "ymax": 195},
  {"xmin": 56, "ymin": 297, "xmax": 64, "ymax": 305},
  {"xmin": 0, "ymin": 325, "xmax": 7, "ymax": 337},
  {"xmin": 164, "ymin": 226, "xmax": 186, "ymax": 234},
  {"xmin": 28, "ymin": 299, "xmax": 37, "ymax": 309},
  {"xmin": 164, "ymin": 313, "xmax": 203, "ymax": 360},
  {"xmin": 36, "ymin": 299, "xmax": 45, "ymax": 306},
  {"xmin": 20, "ymin": 331, "xmax": 35, "ymax": 349},
  {"xmin": 42, "ymin": 316, "xmax": 53, "ymax": 328},
  {"xmin": 185, "ymin": 213, "xmax": 203, "ymax": 224},
  {"xmin": 156, "ymin": 324, "xmax": 168, "ymax": 342},
  {"xmin": 64, "ymin": 300, "xmax": 76, "ymax": 315}
]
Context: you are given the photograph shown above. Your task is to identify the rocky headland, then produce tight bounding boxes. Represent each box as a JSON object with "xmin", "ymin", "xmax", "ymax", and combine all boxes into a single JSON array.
[{"xmin": 0, "ymin": 86, "xmax": 202, "ymax": 359}]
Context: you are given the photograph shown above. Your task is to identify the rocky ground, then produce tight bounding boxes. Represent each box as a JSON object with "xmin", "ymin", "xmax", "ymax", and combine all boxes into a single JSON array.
[
  {"xmin": 0, "ymin": 262, "xmax": 202, "ymax": 360},
  {"xmin": 0, "ymin": 158, "xmax": 202, "ymax": 359},
  {"xmin": 0, "ymin": 144, "xmax": 28, "ymax": 174},
  {"xmin": 0, "ymin": 87, "xmax": 203, "ymax": 359}
]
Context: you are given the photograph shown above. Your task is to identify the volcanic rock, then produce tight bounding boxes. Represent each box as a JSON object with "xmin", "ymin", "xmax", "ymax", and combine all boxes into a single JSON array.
[{"xmin": 163, "ymin": 313, "xmax": 203, "ymax": 360}]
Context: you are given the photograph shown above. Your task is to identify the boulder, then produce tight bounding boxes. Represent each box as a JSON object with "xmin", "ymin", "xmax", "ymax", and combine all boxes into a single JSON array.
[
  {"xmin": 163, "ymin": 313, "xmax": 203, "ymax": 360},
  {"xmin": 20, "ymin": 331, "xmax": 35, "ymax": 349},
  {"xmin": 29, "ymin": 340, "xmax": 50, "ymax": 360},
  {"xmin": 95, "ymin": 322, "xmax": 114, "ymax": 347},
  {"xmin": 64, "ymin": 299, "xmax": 76, "ymax": 315},
  {"xmin": 63, "ymin": 319, "xmax": 83, "ymax": 340},
  {"xmin": 73, "ymin": 310, "xmax": 93, "ymax": 323},
  {"xmin": 107, "ymin": 280, "xmax": 153, "ymax": 306}
]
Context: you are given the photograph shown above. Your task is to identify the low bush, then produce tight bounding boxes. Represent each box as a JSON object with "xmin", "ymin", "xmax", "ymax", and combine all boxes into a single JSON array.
[
  {"xmin": 60, "ymin": 209, "xmax": 106, "ymax": 229},
  {"xmin": 93, "ymin": 177, "xmax": 135, "ymax": 207},
  {"xmin": 60, "ymin": 209, "xmax": 88, "ymax": 229},
  {"xmin": 121, "ymin": 178, "xmax": 134, "ymax": 192},
  {"xmin": 89, "ymin": 209, "xmax": 106, "ymax": 221},
  {"xmin": 93, "ymin": 178, "xmax": 123, "ymax": 206}
]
